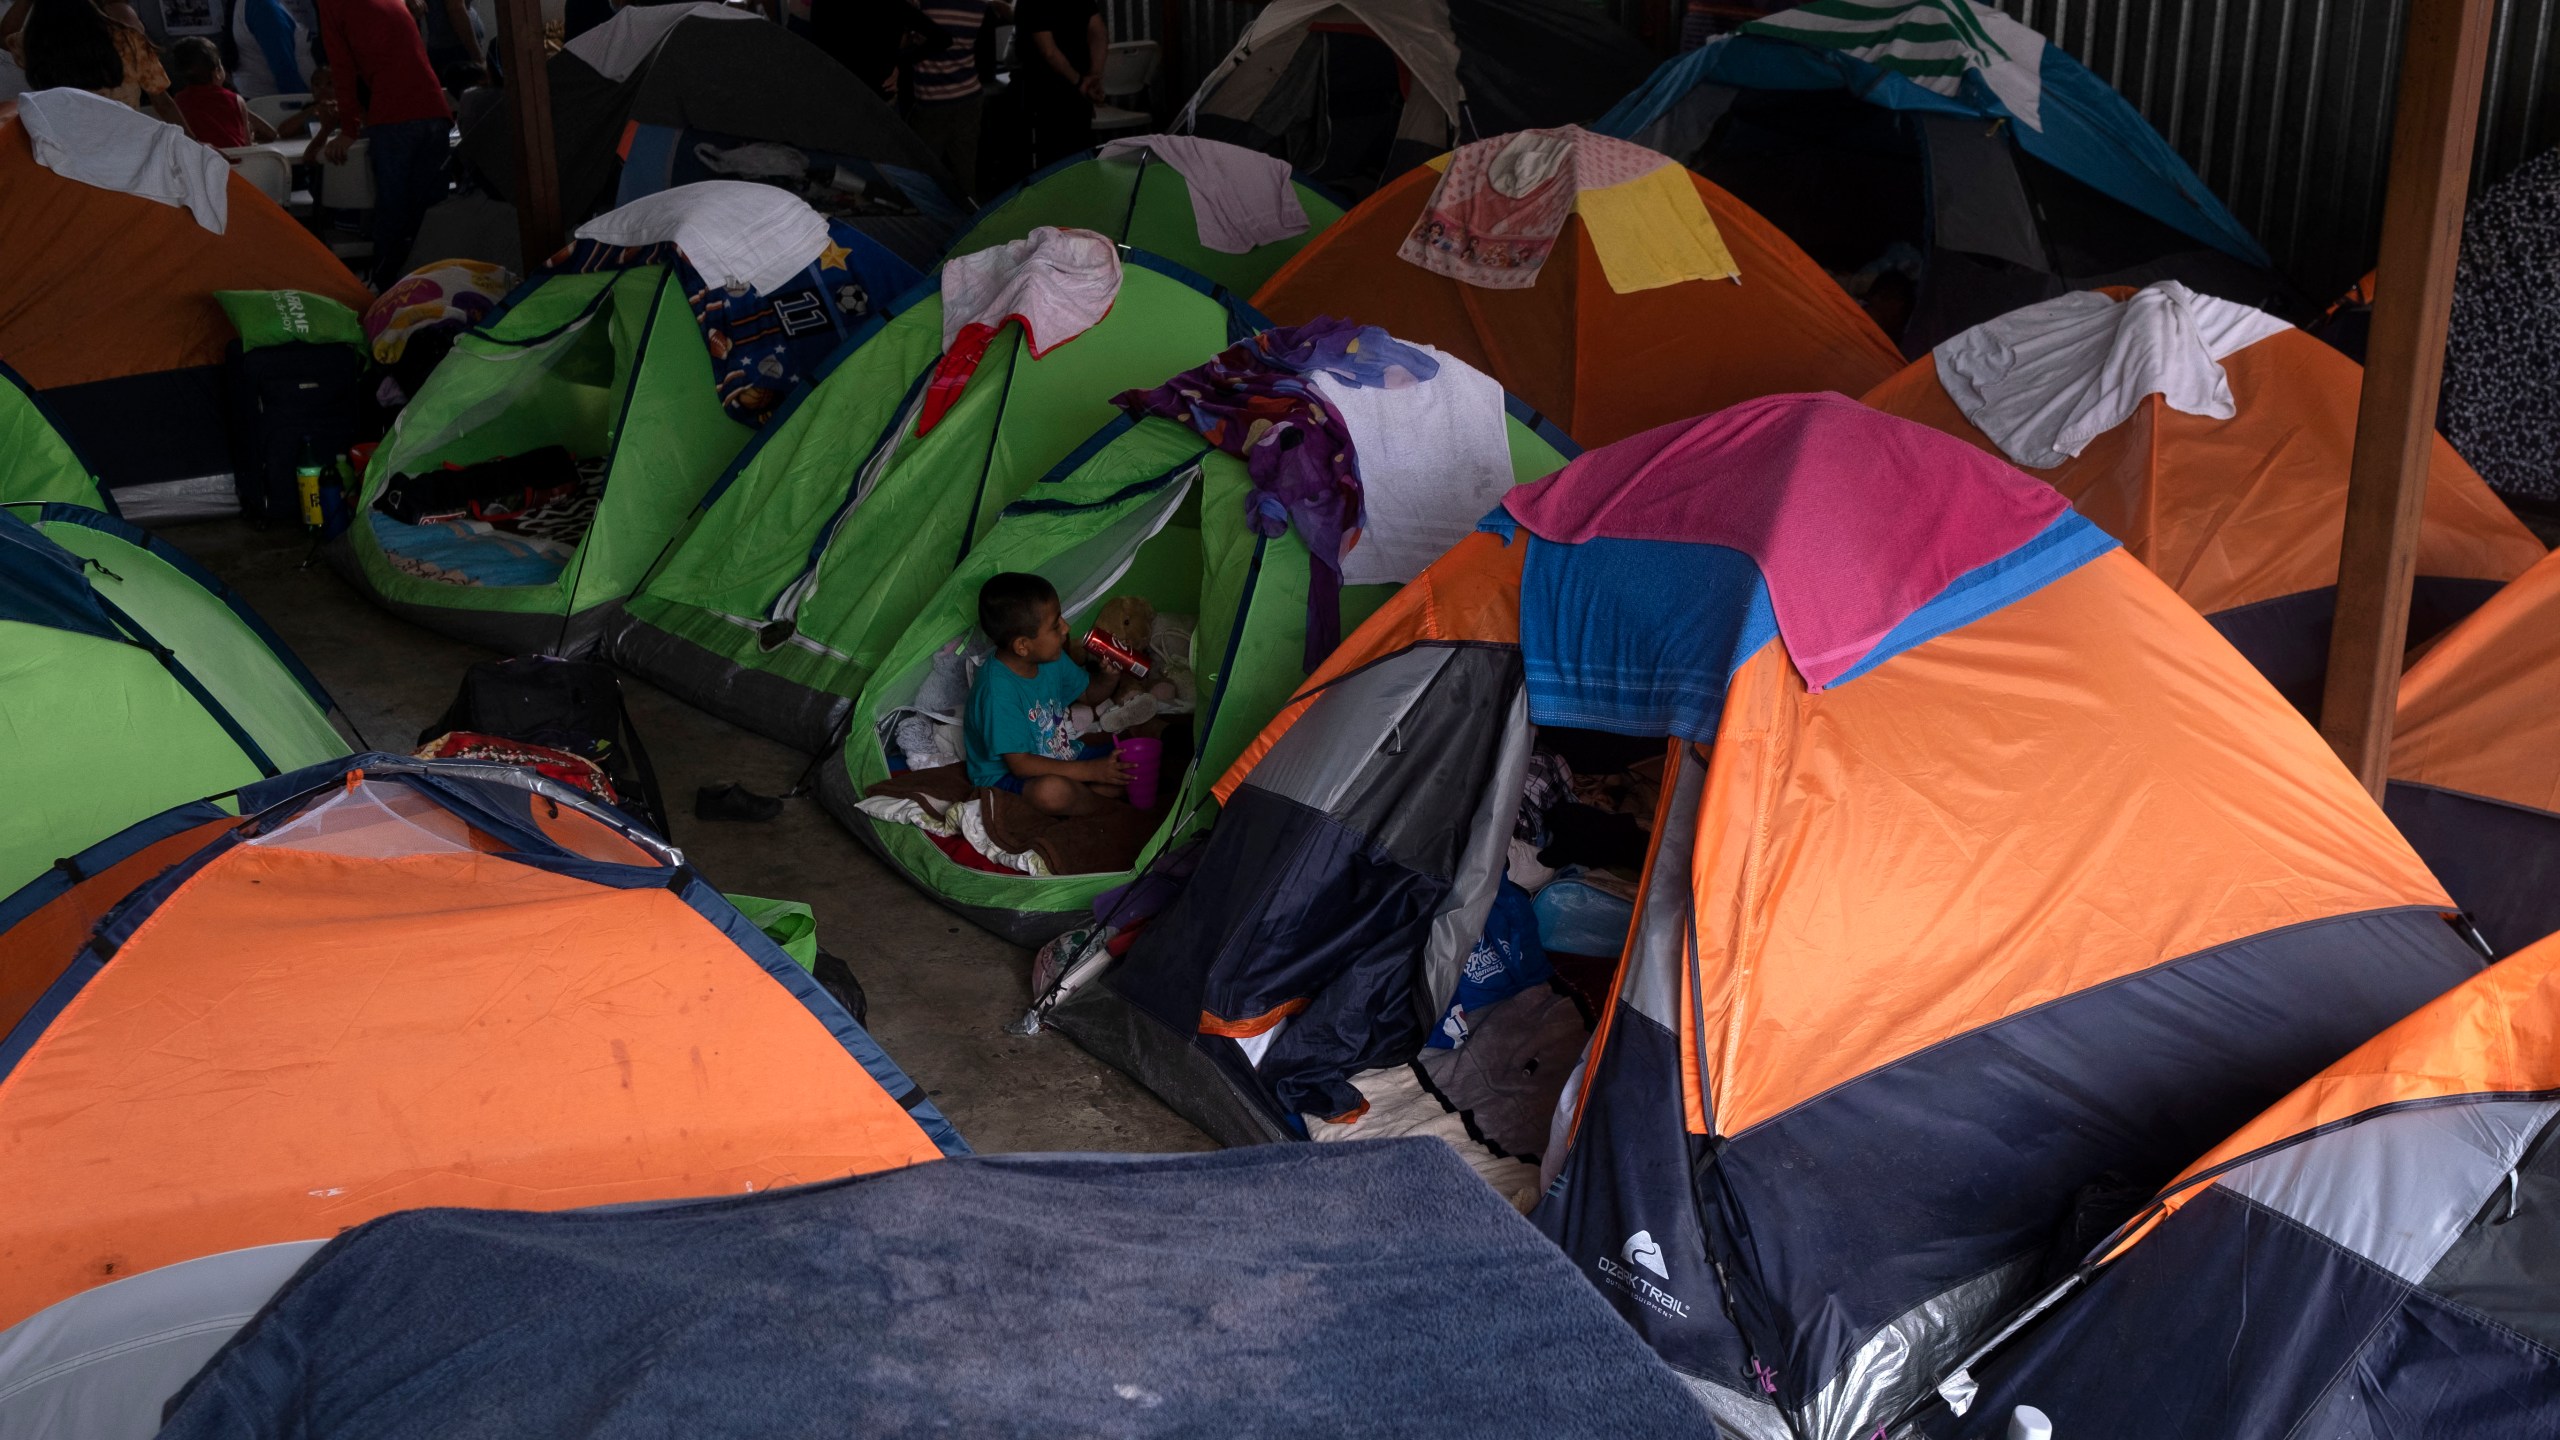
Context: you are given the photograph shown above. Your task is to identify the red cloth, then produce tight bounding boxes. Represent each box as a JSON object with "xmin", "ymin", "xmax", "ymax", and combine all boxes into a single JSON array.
[
  {"xmin": 925, "ymin": 825, "xmax": 1017, "ymax": 874},
  {"xmin": 173, "ymin": 85, "xmax": 251, "ymax": 150},
  {"xmin": 315, "ymin": 0, "xmax": 451, "ymax": 133},
  {"xmin": 1501, "ymin": 392, "xmax": 2069, "ymax": 690}
]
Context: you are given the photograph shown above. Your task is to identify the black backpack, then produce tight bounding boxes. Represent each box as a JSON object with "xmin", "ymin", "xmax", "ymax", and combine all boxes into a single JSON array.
[
  {"xmin": 420, "ymin": 656, "xmax": 670, "ymax": 838},
  {"xmin": 223, "ymin": 339, "xmax": 376, "ymax": 523}
]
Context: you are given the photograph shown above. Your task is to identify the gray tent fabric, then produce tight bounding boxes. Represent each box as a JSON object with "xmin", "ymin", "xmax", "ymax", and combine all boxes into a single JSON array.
[
  {"xmin": 0, "ymin": 1242, "xmax": 327, "ymax": 1440},
  {"xmin": 458, "ymin": 15, "xmax": 958, "ymax": 225},
  {"xmin": 161, "ymin": 1141, "xmax": 1706, "ymax": 1439}
]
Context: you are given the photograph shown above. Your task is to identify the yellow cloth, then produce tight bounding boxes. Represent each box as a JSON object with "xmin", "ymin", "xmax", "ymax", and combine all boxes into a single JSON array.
[
  {"xmin": 1574, "ymin": 163, "xmax": 1738, "ymax": 294},
  {"xmin": 1419, "ymin": 149, "xmax": 1740, "ymax": 294}
]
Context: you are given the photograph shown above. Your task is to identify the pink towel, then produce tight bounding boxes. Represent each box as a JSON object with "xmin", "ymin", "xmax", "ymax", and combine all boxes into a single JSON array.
[
  {"xmin": 1097, "ymin": 136, "xmax": 1310, "ymax": 254},
  {"xmin": 1501, "ymin": 393, "xmax": 2068, "ymax": 690}
]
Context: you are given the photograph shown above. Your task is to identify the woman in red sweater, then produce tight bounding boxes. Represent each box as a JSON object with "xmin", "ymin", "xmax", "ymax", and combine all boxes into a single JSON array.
[{"xmin": 314, "ymin": 0, "xmax": 450, "ymax": 288}]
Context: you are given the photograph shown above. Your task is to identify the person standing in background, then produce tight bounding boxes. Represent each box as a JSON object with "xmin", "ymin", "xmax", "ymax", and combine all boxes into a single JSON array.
[
  {"xmin": 412, "ymin": 0, "xmax": 483, "ymax": 95},
  {"xmin": 559, "ymin": 0, "xmax": 613, "ymax": 42},
  {"xmin": 9, "ymin": 0, "xmax": 122, "ymax": 96},
  {"xmin": 1012, "ymin": 0, "xmax": 1097, "ymax": 168},
  {"xmin": 808, "ymin": 0, "xmax": 943, "ymax": 102},
  {"xmin": 314, "ymin": 0, "xmax": 449, "ymax": 288},
  {"xmin": 227, "ymin": 0, "xmax": 309, "ymax": 95},
  {"xmin": 906, "ymin": 0, "xmax": 1004, "ymax": 199}
]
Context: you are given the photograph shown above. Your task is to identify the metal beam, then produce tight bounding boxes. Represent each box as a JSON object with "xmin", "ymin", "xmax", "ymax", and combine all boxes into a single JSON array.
[
  {"xmin": 2318, "ymin": 0, "xmax": 2498, "ymax": 797},
  {"xmin": 495, "ymin": 0, "xmax": 563, "ymax": 268}
]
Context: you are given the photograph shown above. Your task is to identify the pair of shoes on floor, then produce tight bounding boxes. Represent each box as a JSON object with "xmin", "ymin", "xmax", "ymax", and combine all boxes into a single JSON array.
[{"xmin": 695, "ymin": 782, "xmax": 784, "ymax": 822}]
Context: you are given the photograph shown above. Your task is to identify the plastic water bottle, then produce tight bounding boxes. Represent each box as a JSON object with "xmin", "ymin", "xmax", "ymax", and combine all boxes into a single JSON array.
[
  {"xmin": 319, "ymin": 452, "xmax": 352, "ymax": 538},
  {"xmin": 2009, "ymin": 1405, "xmax": 2053, "ymax": 1440},
  {"xmin": 294, "ymin": 440, "xmax": 324, "ymax": 529}
]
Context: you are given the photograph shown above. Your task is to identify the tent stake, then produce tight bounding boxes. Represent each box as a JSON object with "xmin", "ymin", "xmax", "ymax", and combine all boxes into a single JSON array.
[
  {"xmin": 2318, "ymin": 0, "xmax": 2497, "ymax": 797},
  {"xmin": 496, "ymin": 0, "xmax": 564, "ymax": 267}
]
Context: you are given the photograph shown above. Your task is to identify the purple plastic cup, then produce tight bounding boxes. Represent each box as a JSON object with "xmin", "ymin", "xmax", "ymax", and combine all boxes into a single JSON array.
[{"xmin": 1116, "ymin": 737, "xmax": 1163, "ymax": 810}]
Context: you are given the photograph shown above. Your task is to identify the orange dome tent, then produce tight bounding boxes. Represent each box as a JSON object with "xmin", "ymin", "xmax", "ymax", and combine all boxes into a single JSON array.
[
  {"xmin": 1864, "ymin": 288, "xmax": 2541, "ymax": 711},
  {"xmin": 1250, "ymin": 138, "xmax": 1903, "ymax": 447},
  {"xmin": 0, "ymin": 756, "xmax": 961, "ymax": 1436},
  {"xmin": 0, "ymin": 114, "xmax": 371, "ymax": 511},
  {"xmin": 1033, "ymin": 396, "xmax": 2478, "ymax": 1440},
  {"xmin": 2391, "ymin": 548, "xmax": 2560, "ymax": 955}
]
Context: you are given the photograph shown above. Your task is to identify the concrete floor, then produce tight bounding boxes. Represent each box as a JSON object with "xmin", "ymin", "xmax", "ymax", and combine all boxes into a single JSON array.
[{"xmin": 170, "ymin": 517, "xmax": 1212, "ymax": 1157}]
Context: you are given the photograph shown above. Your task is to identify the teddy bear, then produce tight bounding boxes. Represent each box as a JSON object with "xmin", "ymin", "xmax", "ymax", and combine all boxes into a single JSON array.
[{"xmin": 1073, "ymin": 596, "xmax": 1194, "ymax": 737}]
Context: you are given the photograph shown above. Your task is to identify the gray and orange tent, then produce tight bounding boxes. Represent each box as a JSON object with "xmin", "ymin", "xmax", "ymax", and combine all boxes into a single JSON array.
[
  {"xmin": 2391, "ymin": 547, "xmax": 2560, "ymax": 955},
  {"xmin": 0, "ymin": 755, "xmax": 962, "ymax": 1437},
  {"xmin": 0, "ymin": 112, "xmax": 371, "ymax": 512},
  {"xmin": 1863, "ymin": 290, "xmax": 2542, "ymax": 712},
  {"xmin": 1035, "ymin": 395, "xmax": 2479, "ymax": 1440},
  {"xmin": 1249, "ymin": 138, "xmax": 1904, "ymax": 447},
  {"xmin": 1915, "ymin": 930, "xmax": 2560, "ymax": 1438}
]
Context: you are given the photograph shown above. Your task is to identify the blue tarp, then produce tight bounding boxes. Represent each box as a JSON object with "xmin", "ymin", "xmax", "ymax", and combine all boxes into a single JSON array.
[
  {"xmin": 1595, "ymin": 30, "xmax": 2272, "ymax": 271},
  {"xmin": 161, "ymin": 1140, "xmax": 1707, "ymax": 1439}
]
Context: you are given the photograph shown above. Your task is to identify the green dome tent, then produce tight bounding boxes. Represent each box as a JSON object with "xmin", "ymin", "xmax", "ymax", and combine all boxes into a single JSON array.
[
  {"xmin": 952, "ymin": 147, "xmax": 1346, "ymax": 298},
  {"xmin": 605, "ymin": 252, "xmax": 1264, "ymax": 755},
  {"xmin": 338, "ymin": 262, "xmax": 753, "ymax": 655},
  {"xmin": 1, "ymin": 365, "xmax": 109, "ymax": 512},
  {"xmin": 819, "ymin": 403, "xmax": 1573, "ymax": 945},
  {"xmin": 0, "ymin": 504, "xmax": 349, "ymax": 899}
]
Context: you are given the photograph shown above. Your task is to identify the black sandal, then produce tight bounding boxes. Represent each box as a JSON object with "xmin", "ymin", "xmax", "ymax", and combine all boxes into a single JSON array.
[{"xmin": 694, "ymin": 782, "xmax": 784, "ymax": 822}]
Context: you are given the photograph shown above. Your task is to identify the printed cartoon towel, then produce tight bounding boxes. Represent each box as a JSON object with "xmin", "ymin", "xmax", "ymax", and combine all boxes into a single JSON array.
[
  {"xmin": 1398, "ymin": 126, "xmax": 1736, "ymax": 294},
  {"xmin": 554, "ymin": 187, "xmax": 921, "ymax": 426}
]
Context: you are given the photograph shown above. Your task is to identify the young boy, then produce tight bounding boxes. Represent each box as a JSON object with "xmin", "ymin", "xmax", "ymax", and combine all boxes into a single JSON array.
[
  {"xmin": 966, "ymin": 572, "xmax": 1130, "ymax": 815},
  {"xmin": 169, "ymin": 37, "xmax": 278, "ymax": 148}
]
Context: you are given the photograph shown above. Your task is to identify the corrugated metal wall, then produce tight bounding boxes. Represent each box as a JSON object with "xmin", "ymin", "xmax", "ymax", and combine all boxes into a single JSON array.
[
  {"xmin": 1108, "ymin": 0, "xmax": 2557, "ymax": 300},
  {"xmin": 2008, "ymin": 0, "xmax": 2560, "ymax": 299}
]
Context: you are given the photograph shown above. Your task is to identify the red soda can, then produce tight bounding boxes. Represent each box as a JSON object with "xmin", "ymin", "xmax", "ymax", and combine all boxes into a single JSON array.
[{"xmin": 1083, "ymin": 629, "xmax": 1151, "ymax": 678}]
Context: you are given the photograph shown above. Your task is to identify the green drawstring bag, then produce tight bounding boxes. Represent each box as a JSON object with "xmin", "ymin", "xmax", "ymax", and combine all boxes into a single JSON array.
[
  {"xmin": 215, "ymin": 289, "xmax": 369, "ymax": 350},
  {"xmin": 723, "ymin": 893, "xmax": 820, "ymax": 973}
]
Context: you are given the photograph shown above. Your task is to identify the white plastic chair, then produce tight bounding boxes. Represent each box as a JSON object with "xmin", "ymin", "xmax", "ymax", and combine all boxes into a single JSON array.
[
  {"xmin": 320, "ymin": 138, "xmax": 374, "ymax": 208},
  {"xmin": 228, "ymin": 148, "xmax": 291, "ymax": 206},
  {"xmin": 245, "ymin": 91, "xmax": 311, "ymax": 131},
  {"xmin": 1090, "ymin": 40, "xmax": 1157, "ymax": 136}
]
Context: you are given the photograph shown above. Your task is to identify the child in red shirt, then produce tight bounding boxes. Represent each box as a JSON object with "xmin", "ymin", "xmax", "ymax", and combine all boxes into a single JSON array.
[{"xmin": 169, "ymin": 37, "xmax": 277, "ymax": 149}]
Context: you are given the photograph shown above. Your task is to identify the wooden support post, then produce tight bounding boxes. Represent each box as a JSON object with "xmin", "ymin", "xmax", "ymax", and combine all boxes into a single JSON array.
[
  {"xmin": 495, "ymin": 0, "xmax": 562, "ymax": 268},
  {"xmin": 2318, "ymin": 0, "xmax": 2497, "ymax": 797}
]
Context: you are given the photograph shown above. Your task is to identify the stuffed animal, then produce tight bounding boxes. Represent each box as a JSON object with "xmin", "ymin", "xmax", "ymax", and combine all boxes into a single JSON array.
[
  {"xmin": 1087, "ymin": 595, "xmax": 1155, "ymax": 660},
  {"xmin": 1079, "ymin": 596, "xmax": 1157, "ymax": 694}
]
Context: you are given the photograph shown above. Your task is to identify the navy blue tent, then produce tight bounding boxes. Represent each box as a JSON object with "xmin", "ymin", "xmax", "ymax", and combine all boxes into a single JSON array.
[{"xmin": 1595, "ymin": 0, "xmax": 2294, "ymax": 353}]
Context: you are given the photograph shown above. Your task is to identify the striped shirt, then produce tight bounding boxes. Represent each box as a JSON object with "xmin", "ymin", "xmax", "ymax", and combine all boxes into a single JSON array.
[{"xmin": 911, "ymin": 0, "xmax": 987, "ymax": 103}]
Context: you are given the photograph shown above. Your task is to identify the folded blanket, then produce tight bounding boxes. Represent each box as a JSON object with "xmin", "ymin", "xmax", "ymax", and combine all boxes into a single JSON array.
[{"xmin": 158, "ymin": 1142, "xmax": 1706, "ymax": 1439}]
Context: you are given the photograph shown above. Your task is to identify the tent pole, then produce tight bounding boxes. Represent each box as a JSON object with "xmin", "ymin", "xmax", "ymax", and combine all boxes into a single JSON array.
[
  {"xmin": 496, "ymin": 0, "xmax": 564, "ymax": 267},
  {"xmin": 2317, "ymin": 0, "xmax": 2496, "ymax": 798}
]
